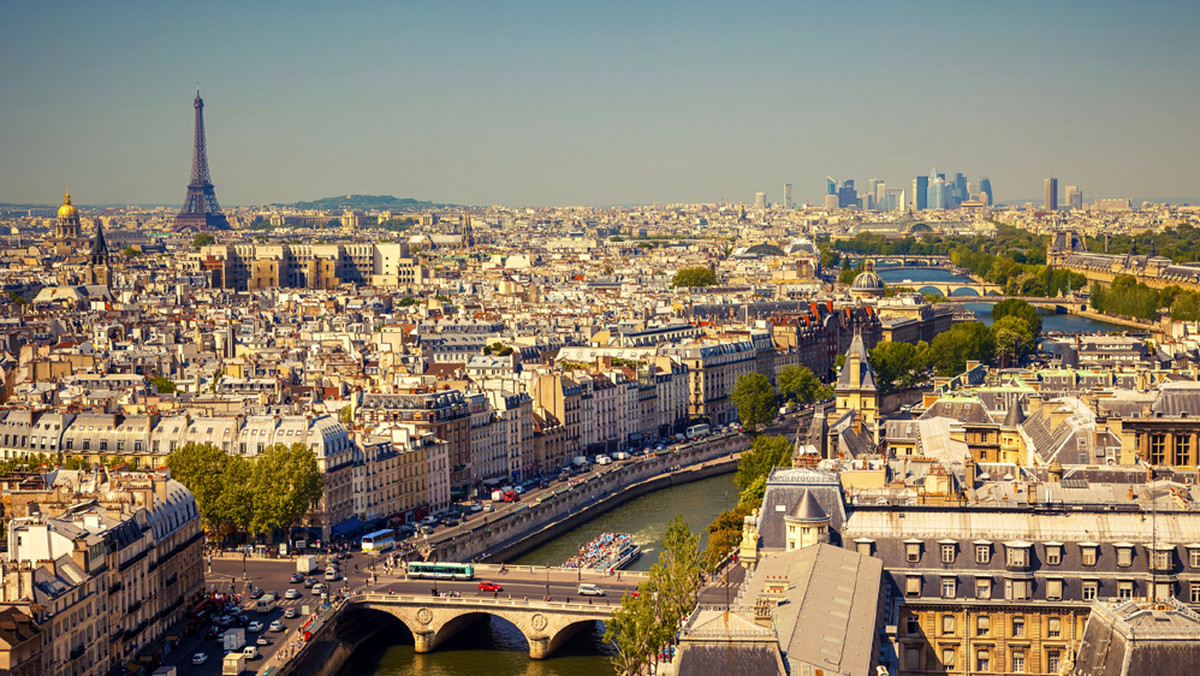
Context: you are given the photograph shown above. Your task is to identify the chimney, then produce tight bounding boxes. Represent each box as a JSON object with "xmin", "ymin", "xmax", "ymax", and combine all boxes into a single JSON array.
[
  {"xmin": 1028, "ymin": 392, "xmax": 1043, "ymax": 415},
  {"xmin": 154, "ymin": 474, "xmax": 169, "ymax": 504},
  {"xmin": 965, "ymin": 457, "xmax": 977, "ymax": 489}
]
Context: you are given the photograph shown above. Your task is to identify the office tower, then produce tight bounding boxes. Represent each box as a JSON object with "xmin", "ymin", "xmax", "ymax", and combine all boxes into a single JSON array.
[
  {"xmin": 979, "ymin": 176, "xmax": 993, "ymax": 206},
  {"xmin": 913, "ymin": 176, "xmax": 929, "ymax": 210},
  {"xmin": 754, "ymin": 192, "xmax": 766, "ymax": 210},
  {"xmin": 927, "ymin": 174, "xmax": 946, "ymax": 210},
  {"xmin": 826, "ymin": 177, "xmax": 837, "ymax": 195},
  {"xmin": 823, "ymin": 194, "xmax": 840, "ymax": 210},
  {"xmin": 1045, "ymin": 177, "xmax": 1058, "ymax": 211},
  {"xmin": 838, "ymin": 180, "xmax": 858, "ymax": 209},
  {"xmin": 874, "ymin": 181, "xmax": 887, "ymax": 206},
  {"xmin": 174, "ymin": 87, "xmax": 230, "ymax": 231},
  {"xmin": 866, "ymin": 178, "xmax": 882, "ymax": 204},
  {"xmin": 883, "ymin": 187, "xmax": 904, "ymax": 211},
  {"xmin": 1066, "ymin": 186, "xmax": 1083, "ymax": 210},
  {"xmin": 784, "ymin": 184, "xmax": 793, "ymax": 209},
  {"xmin": 954, "ymin": 173, "xmax": 967, "ymax": 207}
]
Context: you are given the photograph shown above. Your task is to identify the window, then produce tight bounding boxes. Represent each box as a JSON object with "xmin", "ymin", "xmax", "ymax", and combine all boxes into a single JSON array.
[
  {"xmin": 976, "ymin": 544, "xmax": 991, "ymax": 564},
  {"xmin": 1190, "ymin": 583, "xmax": 1200, "ymax": 604},
  {"xmin": 941, "ymin": 647, "xmax": 956, "ymax": 669},
  {"xmin": 1047, "ymin": 578, "xmax": 1063, "ymax": 601},
  {"xmin": 1082, "ymin": 545, "xmax": 1097, "ymax": 566},
  {"xmin": 942, "ymin": 614, "xmax": 956, "ymax": 634},
  {"xmin": 856, "ymin": 540, "xmax": 873, "ymax": 556},
  {"xmin": 1174, "ymin": 435, "xmax": 1192, "ymax": 466},
  {"xmin": 1012, "ymin": 616, "xmax": 1026, "ymax": 638},
  {"xmin": 1012, "ymin": 649, "xmax": 1026, "ymax": 673},
  {"xmin": 1117, "ymin": 546, "xmax": 1133, "ymax": 568},
  {"xmin": 1006, "ymin": 546, "xmax": 1028, "ymax": 567},
  {"xmin": 906, "ymin": 542, "xmax": 922, "ymax": 563},
  {"xmin": 905, "ymin": 647, "xmax": 921, "ymax": 670},
  {"xmin": 1118, "ymin": 581, "xmax": 1134, "ymax": 599},
  {"xmin": 977, "ymin": 615, "xmax": 990, "ymax": 636},
  {"xmin": 1155, "ymin": 582, "xmax": 1172, "ymax": 601},
  {"xmin": 976, "ymin": 649, "xmax": 990, "ymax": 671},
  {"xmin": 974, "ymin": 578, "xmax": 993, "ymax": 600},
  {"xmin": 942, "ymin": 578, "xmax": 957, "ymax": 599},
  {"xmin": 1152, "ymin": 549, "xmax": 1172, "ymax": 571},
  {"xmin": 906, "ymin": 615, "xmax": 920, "ymax": 635},
  {"xmin": 1149, "ymin": 433, "xmax": 1167, "ymax": 464},
  {"xmin": 1190, "ymin": 549, "xmax": 1200, "ymax": 568},
  {"xmin": 1048, "ymin": 616, "xmax": 1062, "ymax": 639},
  {"xmin": 906, "ymin": 576, "xmax": 922, "ymax": 597},
  {"xmin": 1005, "ymin": 579, "xmax": 1030, "ymax": 600},
  {"xmin": 1083, "ymin": 581, "xmax": 1098, "ymax": 600},
  {"xmin": 1046, "ymin": 545, "xmax": 1062, "ymax": 566},
  {"xmin": 1047, "ymin": 651, "xmax": 1062, "ymax": 673},
  {"xmin": 942, "ymin": 544, "xmax": 956, "ymax": 563},
  {"xmin": 99, "ymin": 441, "xmax": 107, "ymax": 451}
]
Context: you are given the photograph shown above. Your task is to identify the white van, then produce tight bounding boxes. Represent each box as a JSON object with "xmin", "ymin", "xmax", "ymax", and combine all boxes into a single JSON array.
[
  {"xmin": 577, "ymin": 583, "xmax": 605, "ymax": 596},
  {"xmin": 242, "ymin": 646, "xmax": 259, "ymax": 660},
  {"xmin": 595, "ymin": 455, "xmax": 612, "ymax": 465}
]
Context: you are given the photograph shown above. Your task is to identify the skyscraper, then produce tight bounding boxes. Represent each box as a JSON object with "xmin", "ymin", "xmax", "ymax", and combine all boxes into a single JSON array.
[
  {"xmin": 754, "ymin": 192, "xmax": 766, "ymax": 210},
  {"xmin": 837, "ymin": 180, "xmax": 858, "ymax": 209},
  {"xmin": 1066, "ymin": 185, "xmax": 1083, "ymax": 210},
  {"xmin": 954, "ymin": 173, "xmax": 967, "ymax": 207},
  {"xmin": 784, "ymin": 183, "xmax": 793, "ymax": 209},
  {"xmin": 175, "ymin": 88, "xmax": 230, "ymax": 231},
  {"xmin": 826, "ymin": 177, "xmax": 837, "ymax": 195},
  {"xmin": 913, "ymin": 176, "xmax": 929, "ymax": 210},
  {"xmin": 927, "ymin": 174, "xmax": 946, "ymax": 210},
  {"xmin": 979, "ymin": 176, "xmax": 993, "ymax": 206},
  {"xmin": 1045, "ymin": 177, "xmax": 1058, "ymax": 211}
]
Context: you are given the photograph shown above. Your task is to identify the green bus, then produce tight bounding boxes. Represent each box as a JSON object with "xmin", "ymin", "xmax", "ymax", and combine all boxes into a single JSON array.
[{"xmin": 406, "ymin": 561, "xmax": 475, "ymax": 580}]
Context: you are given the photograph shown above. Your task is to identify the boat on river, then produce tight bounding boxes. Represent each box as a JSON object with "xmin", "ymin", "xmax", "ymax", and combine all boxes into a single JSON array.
[{"xmin": 563, "ymin": 532, "xmax": 641, "ymax": 571}]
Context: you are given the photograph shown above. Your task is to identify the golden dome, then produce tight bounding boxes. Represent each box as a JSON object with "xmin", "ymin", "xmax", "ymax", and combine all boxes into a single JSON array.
[{"xmin": 58, "ymin": 189, "xmax": 79, "ymax": 220}]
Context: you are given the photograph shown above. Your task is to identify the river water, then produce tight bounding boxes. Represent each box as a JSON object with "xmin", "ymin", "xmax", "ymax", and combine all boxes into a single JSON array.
[
  {"xmin": 340, "ymin": 472, "xmax": 738, "ymax": 676},
  {"xmin": 875, "ymin": 267, "xmax": 1127, "ymax": 334}
]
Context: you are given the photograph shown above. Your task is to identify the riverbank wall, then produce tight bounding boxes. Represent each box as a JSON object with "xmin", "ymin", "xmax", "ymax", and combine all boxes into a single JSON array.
[
  {"xmin": 427, "ymin": 432, "xmax": 749, "ymax": 563},
  {"xmin": 483, "ymin": 455, "xmax": 740, "ymax": 564},
  {"xmin": 1068, "ymin": 308, "xmax": 1158, "ymax": 331}
]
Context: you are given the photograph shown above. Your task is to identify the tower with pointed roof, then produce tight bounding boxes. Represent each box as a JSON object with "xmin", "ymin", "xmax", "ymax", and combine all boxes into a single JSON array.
[
  {"xmin": 87, "ymin": 219, "xmax": 110, "ymax": 288},
  {"xmin": 784, "ymin": 489, "xmax": 830, "ymax": 551},
  {"xmin": 834, "ymin": 332, "xmax": 878, "ymax": 431}
]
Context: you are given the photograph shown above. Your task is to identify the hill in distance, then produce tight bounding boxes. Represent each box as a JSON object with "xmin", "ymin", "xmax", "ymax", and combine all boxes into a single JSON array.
[{"xmin": 280, "ymin": 194, "xmax": 462, "ymax": 212}]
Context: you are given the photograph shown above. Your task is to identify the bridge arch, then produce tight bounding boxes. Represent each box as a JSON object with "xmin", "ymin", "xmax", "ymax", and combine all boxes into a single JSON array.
[
  {"xmin": 335, "ymin": 605, "xmax": 416, "ymax": 645},
  {"xmin": 946, "ymin": 286, "xmax": 981, "ymax": 297}
]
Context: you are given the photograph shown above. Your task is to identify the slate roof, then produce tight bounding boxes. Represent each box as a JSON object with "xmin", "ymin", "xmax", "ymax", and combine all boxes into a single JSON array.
[
  {"xmin": 835, "ymin": 333, "xmax": 876, "ymax": 392},
  {"xmin": 758, "ymin": 469, "xmax": 845, "ymax": 549},
  {"xmin": 787, "ymin": 489, "xmax": 827, "ymax": 522},
  {"xmin": 675, "ymin": 643, "xmax": 782, "ymax": 676},
  {"xmin": 1152, "ymin": 381, "xmax": 1200, "ymax": 417},
  {"xmin": 1073, "ymin": 599, "xmax": 1200, "ymax": 676}
]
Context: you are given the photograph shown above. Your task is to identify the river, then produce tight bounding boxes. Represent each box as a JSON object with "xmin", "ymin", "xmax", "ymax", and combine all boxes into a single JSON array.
[
  {"xmin": 875, "ymin": 267, "xmax": 1128, "ymax": 334},
  {"xmin": 340, "ymin": 472, "xmax": 738, "ymax": 676}
]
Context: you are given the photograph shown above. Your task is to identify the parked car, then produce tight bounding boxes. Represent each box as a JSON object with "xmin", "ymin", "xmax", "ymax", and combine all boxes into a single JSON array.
[
  {"xmin": 577, "ymin": 583, "xmax": 605, "ymax": 596},
  {"xmin": 284, "ymin": 607, "xmax": 298, "ymax": 619},
  {"xmin": 470, "ymin": 502, "xmax": 483, "ymax": 513},
  {"xmin": 269, "ymin": 621, "xmax": 286, "ymax": 632},
  {"xmin": 478, "ymin": 581, "xmax": 503, "ymax": 592},
  {"xmin": 256, "ymin": 636, "xmax": 270, "ymax": 646},
  {"xmin": 482, "ymin": 504, "xmax": 494, "ymax": 512},
  {"xmin": 248, "ymin": 588, "xmax": 264, "ymax": 600},
  {"xmin": 304, "ymin": 577, "xmax": 317, "ymax": 588},
  {"xmin": 289, "ymin": 573, "xmax": 305, "ymax": 583},
  {"xmin": 192, "ymin": 652, "xmax": 208, "ymax": 665}
]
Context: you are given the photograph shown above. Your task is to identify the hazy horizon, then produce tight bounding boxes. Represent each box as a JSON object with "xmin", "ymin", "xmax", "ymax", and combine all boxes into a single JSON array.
[{"xmin": 3, "ymin": 1, "xmax": 1198, "ymax": 208}]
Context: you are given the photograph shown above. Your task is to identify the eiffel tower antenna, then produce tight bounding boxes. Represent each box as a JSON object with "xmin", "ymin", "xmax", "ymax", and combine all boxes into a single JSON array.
[{"xmin": 174, "ymin": 87, "xmax": 230, "ymax": 232}]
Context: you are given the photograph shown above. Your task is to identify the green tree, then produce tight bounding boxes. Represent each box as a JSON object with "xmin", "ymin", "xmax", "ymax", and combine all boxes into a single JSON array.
[
  {"xmin": 869, "ymin": 341, "xmax": 926, "ymax": 394},
  {"xmin": 338, "ymin": 405, "xmax": 352, "ymax": 424},
  {"xmin": 217, "ymin": 455, "xmax": 256, "ymax": 534},
  {"xmin": 927, "ymin": 322, "xmax": 995, "ymax": 376},
  {"xmin": 992, "ymin": 298, "xmax": 1042, "ymax": 337},
  {"xmin": 730, "ymin": 372, "xmax": 777, "ymax": 430},
  {"xmin": 777, "ymin": 365, "xmax": 822, "ymax": 405},
  {"xmin": 733, "ymin": 435, "xmax": 792, "ymax": 492},
  {"xmin": 166, "ymin": 443, "xmax": 230, "ymax": 531},
  {"xmin": 192, "ymin": 233, "xmax": 216, "ymax": 250},
  {"xmin": 248, "ymin": 443, "xmax": 323, "ymax": 536},
  {"xmin": 604, "ymin": 579, "xmax": 671, "ymax": 676},
  {"xmin": 993, "ymin": 315, "xmax": 1036, "ymax": 366},
  {"xmin": 149, "ymin": 376, "xmax": 176, "ymax": 394},
  {"xmin": 121, "ymin": 246, "xmax": 141, "ymax": 257},
  {"xmin": 670, "ymin": 266, "xmax": 718, "ymax": 288}
]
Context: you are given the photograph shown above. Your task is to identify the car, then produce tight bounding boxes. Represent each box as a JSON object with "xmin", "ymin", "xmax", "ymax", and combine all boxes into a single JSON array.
[
  {"xmin": 284, "ymin": 607, "xmax": 298, "ymax": 619},
  {"xmin": 482, "ymin": 504, "xmax": 494, "ymax": 512},
  {"xmin": 478, "ymin": 581, "xmax": 503, "ymax": 592},
  {"xmin": 303, "ymin": 577, "xmax": 317, "ymax": 588},
  {"xmin": 289, "ymin": 572, "xmax": 305, "ymax": 583},
  {"xmin": 420, "ymin": 524, "xmax": 436, "ymax": 534},
  {"xmin": 256, "ymin": 636, "xmax": 270, "ymax": 646},
  {"xmin": 470, "ymin": 502, "xmax": 483, "ymax": 512},
  {"xmin": 284, "ymin": 588, "xmax": 300, "ymax": 600},
  {"xmin": 577, "ymin": 583, "xmax": 605, "ymax": 596},
  {"xmin": 192, "ymin": 652, "xmax": 208, "ymax": 665},
  {"xmin": 312, "ymin": 583, "xmax": 326, "ymax": 595},
  {"xmin": 249, "ymin": 588, "xmax": 264, "ymax": 600},
  {"xmin": 270, "ymin": 621, "xmax": 286, "ymax": 632},
  {"xmin": 247, "ymin": 621, "xmax": 264, "ymax": 633},
  {"xmin": 243, "ymin": 646, "xmax": 259, "ymax": 660},
  {"xmin": 325, "ymin": 570, "xmax": 340, "ymax": 581},
  {"xmin": 337, "ymin": 551, "xmax": 349, "ymax": 560}
]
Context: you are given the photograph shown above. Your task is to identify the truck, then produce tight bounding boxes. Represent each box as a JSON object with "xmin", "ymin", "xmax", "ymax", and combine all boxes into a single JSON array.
[
  {"xmin": 491, "ymin": 489, "xmax": 504, "ymax": 502},
  {"xmin": 222, "ymin": 627, "xmax": 246, "ymax": 652},
  {"xmin": 572, "ymin": 456, "xmax": 589, "ymax": 468},
  {"xmin": 151, "ymin": 668, "xmax": 177, "ymax": 676},
  {"xmin": 222, "ymin": 652, "xmax": 246, "ymax": 676},
  {"xmin": 296, "ymin": 555, "xmax": 318, "ymax": 575},
  {"xmin": 502, "ymin": 490, "xmax": 519, "ymax": 502}
]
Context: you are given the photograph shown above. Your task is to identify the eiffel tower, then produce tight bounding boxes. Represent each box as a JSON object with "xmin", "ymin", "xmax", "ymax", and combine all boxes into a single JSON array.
[{"xmin": 174, "ymin": 87, "xmax": 230, "ymax": 231}]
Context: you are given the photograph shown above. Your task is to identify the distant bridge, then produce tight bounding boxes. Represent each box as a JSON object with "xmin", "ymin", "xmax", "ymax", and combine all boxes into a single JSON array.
[
  {"xmin": 841, "ymin": 254, "xmax": 955, "ymax": 267},
  {"xmin": 889, "ymin": 281, "xmax": 1005, "ymax": 297}
]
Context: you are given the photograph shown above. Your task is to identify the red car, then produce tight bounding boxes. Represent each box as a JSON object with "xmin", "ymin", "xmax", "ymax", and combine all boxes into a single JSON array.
[{"xmin": 478, "ymin": 581, "xmax": 503, "ymax": 592}]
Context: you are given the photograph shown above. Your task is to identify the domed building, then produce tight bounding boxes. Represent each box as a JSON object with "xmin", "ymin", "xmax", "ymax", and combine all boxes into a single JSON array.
[
  {"xmin": 849, "ymin": 259, "xmax": 885, "ymax": 300},
  {"xmin": 53, "ymin": 189, "xmax": 85, "ymax": 254}
]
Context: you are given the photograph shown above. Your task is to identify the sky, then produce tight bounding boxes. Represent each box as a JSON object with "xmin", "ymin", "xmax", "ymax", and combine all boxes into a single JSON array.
[{"xmin": 2, "ymin": 1, "xmax": 1198, "ymax": 208}]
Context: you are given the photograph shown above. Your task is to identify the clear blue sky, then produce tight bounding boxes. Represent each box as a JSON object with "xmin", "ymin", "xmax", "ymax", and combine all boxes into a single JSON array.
[{"xmin": 2, "ymin": 1, "xmax": 1197, "ymax": 207}]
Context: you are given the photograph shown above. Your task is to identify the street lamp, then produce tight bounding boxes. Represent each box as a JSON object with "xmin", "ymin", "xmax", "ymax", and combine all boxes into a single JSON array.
[{"xmin": 545, "ymin": 563, "xmax": 550, "ymax": 600}]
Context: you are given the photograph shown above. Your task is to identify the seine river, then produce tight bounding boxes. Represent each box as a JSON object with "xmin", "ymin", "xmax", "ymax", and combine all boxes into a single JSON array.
[
  {"xmin": 340, "ymin": 473, "xmax": 738, "ymax": 676},
  {"xmin": 875, "ymin": 267, "xmax": 1127, "ymax": 334}
]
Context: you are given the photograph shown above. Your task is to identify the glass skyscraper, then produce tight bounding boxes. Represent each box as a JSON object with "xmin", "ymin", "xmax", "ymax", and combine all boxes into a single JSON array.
[
  {"xmin": 979, "ymin": 176, "xmax": 993, "ymax": 206},
  {"xmin": 912, "ymin": 176, "xmax": 929, "ymax": 210}
]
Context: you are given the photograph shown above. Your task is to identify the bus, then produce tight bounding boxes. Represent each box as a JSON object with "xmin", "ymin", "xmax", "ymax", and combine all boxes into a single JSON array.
[
  {"xmin": 406, "ymin": 561, "xmax": 475, "ymax": 580},
  {"xmin": 361, "ymin": 529, "xmax": 396, "ymax": 554},
  {"xmin": 685, "ymin": 423, "xmax": 710, "ymax": 440}
]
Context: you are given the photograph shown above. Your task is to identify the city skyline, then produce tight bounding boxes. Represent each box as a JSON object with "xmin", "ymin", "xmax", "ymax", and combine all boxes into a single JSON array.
[{"xmin": 2, "ymin": 1, "xmax": 1198, "ymax": 207}]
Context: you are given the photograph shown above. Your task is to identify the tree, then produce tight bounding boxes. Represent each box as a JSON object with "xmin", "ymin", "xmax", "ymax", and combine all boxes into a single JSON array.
[
  {"xmin": 777, "ymin": 365, "xmax": 822, "ymax": 405},
  {"xmin": 993, "ymin": 315, "xmax": 1036, "ymax": 366},
  {"xmin": 730, "ymin": 372, "xmax": 777, "ymax": 430},
  {"xmin": 166, "ymin": 443, "xmax": 231, "ymax": 531},
  {"xmin": 992, "ymin": 298, "xmax": 1042, "ymax": 337},
  {"xmin": 670, "ymin": 266, "xmax": 717, "ymax": 288},
  {"xmin": 192, "ymin": 233, "xmax": 216, "ymax": 250},
  {"xmin": 869, "ymin": 342, "xmax": 926, "ymax": 394},
  {"xmin": 338, "ymin": 405, "xmax": 352, "ymax": 424},
  {"xmin": 121, "ymin": 246, "xmax": 141, "ymax": 257},
  {"xmin": 149, "ymin": 376, "xmax": 176, "ymax": 394},
  {"xmin": 604, "ymin": 579, "xmax": 671, "ymax": 676},
  {"xmin": 248, "ymin": 443, "xmax": 323, "ymax": 536},
  {"xmin": 733, "ymin": 435, "xmax": 792, "ymax": 492},
  {"xmin": 927, "ymin": 322, "xmax": 995, "ymax": 376}
]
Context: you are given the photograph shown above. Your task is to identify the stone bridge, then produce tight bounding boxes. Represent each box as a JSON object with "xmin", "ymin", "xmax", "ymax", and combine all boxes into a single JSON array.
[
  {"xmin": 841, "ymin": 254, "xmax": 954, "ymax": 267},
  {"xmin": 890, "ymin": 281, "xmax": 1004, "ymax": 297},
  {"xmin": 343, "ymin": 592, "xmax": 615, "ymax": 659}
]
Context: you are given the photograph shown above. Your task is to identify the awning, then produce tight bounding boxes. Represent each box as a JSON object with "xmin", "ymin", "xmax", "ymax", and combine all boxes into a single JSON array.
[{"xmin": 331, "ymin": 517, "xmax": 363, "ymax": 536}]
